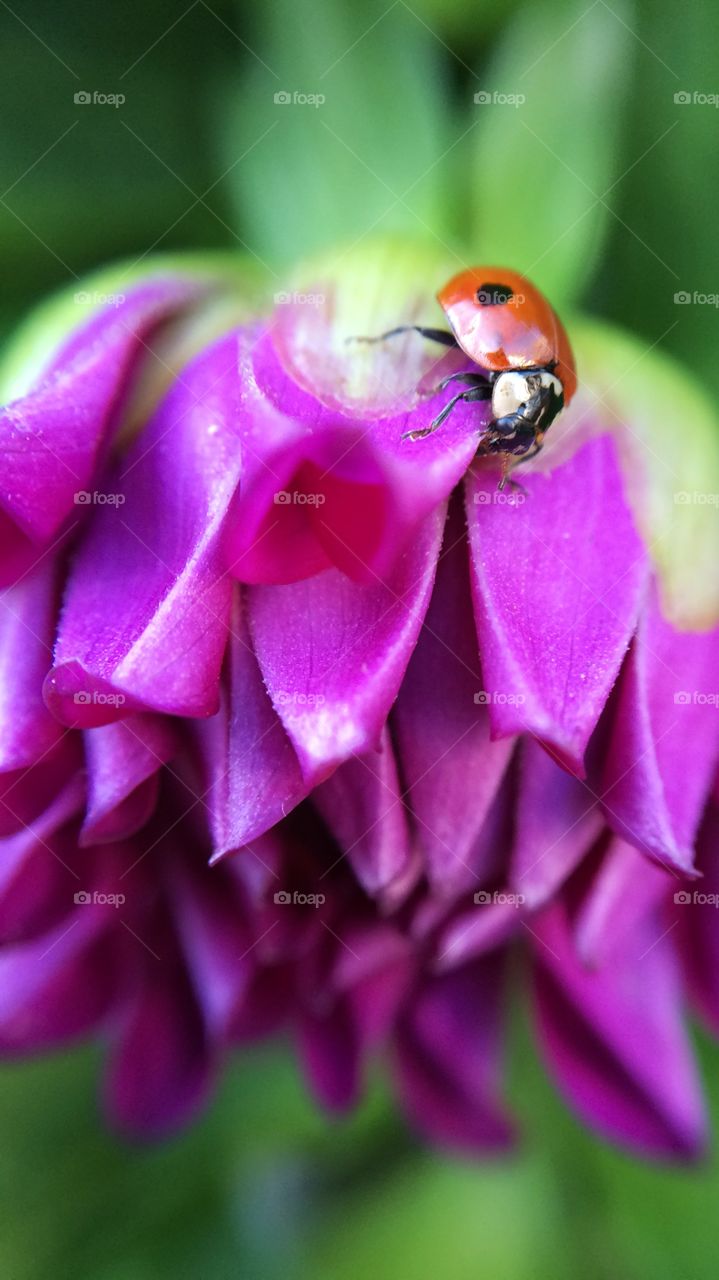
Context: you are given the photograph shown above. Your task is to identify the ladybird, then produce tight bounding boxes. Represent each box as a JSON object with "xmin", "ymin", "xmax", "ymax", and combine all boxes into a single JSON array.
[{"xmin": 357, "ymin": 267, "xmax": 576, "ymax": 487}]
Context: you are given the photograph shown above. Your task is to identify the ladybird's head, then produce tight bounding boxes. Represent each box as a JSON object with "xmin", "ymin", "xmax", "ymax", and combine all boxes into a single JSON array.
[{"xmin": 490, "ymin": 368, "xmax": 564, "ymax": 450}]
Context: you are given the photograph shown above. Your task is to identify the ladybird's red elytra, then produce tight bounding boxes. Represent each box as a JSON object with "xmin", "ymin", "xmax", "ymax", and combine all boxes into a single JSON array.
[
  {"xmin": 353, "ymin": 265, "xmax": 577, "ymax": 488},
  {"xmin": 437, "ymin": 266, "xmax": 577, "ymax": 404}
]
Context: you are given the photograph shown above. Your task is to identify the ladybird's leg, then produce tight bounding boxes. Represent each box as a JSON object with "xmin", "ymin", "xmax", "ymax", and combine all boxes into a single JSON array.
[
  {"xmin": 402, "ymin": 387, "xmax": 489, "ymax": 442},
  {"xmin": 348, "ymin": 326, "xmax": 458, "ymax": 348},
  {"xmin": 497, "ymin": 435, "xmax": 544, "ymax": 491},
  {"xmin": 436, "ymin": 371, "xmax": 492, "ymax": 393}
]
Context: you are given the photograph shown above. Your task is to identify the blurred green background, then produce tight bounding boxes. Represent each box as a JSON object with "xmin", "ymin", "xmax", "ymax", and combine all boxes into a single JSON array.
[{"xmin": 1, "ymin": 0, "xmax": 718, "ymax": 1275}]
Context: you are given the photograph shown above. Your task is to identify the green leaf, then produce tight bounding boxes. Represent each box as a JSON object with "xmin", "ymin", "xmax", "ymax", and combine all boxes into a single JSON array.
[
  {"xmin": 219, "ymin": 0, "xmax": 455, "ymax": 265},
  {"xmin": 468, "ymin": 0, "xmax": 635, "ymax": 307}
]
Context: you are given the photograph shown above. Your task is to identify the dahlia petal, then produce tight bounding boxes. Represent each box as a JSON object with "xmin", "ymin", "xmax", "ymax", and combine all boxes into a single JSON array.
[
  {"xmin": 0, "ymin": 278, "xmax": 206, "ymax": 584},
  {"xmin": 247, "ymin": 504, "xmax": 446, "ymax": 783},
  {"xmin": 0, "ymin": 560, "xmax": 62, "ymax": 769},
  {"xmin": 0, "ymin": 776, "xmax": 85, "ymax": 941},
  {"xmin": 532, "ymin": 900, "xmax": 706, "ymax": 1157},
  {"xmin": 167, "ymin": 858, "xmax": 252, "ymax": 1039},
  {"xmin": 44, "ymin": 331, "xmax": 243, "ymax": 727},
  {"xmin": 394, "ymin": 960, "xmax": 513, "ymax": 1153},
  {"xmin": 226, "ymin": 328, "xmax": 479, "ymax": 585},
  {"xmin": 313, "ymin": 726, "xmax": 412, "ymax": 900},
  {"xmin": 601, "ymin": 586, "xmax": 719, "ymax": 874},
  {"xmin": 466, "ymin": 435, "xmax": 648, "ymax": 774},
  {"xmin": 104, "ymin": 921, "xmax": 214, "ymax": 1138},
  {"xmin": 574, "ymin": 836, "xmax": 672, "ymax": 968},
  {"xmin": 434, "ymin": 901, "xmax": 522, "ymax": 972},
  {"xmin": 677, "ymin": 802, "xmax": 719, "ymax": 1035},
  {"xmin": 199, "ymin": 590, "xmax": 307, "ymax": 858},
  {"xmin": 511, "ymin": 738, "xmax": 604, "ymax": 908},
  {"xmin": 297, "ymin": 1003, "xmax": 361, "ymax": 1112},
  {"xmin": 81, "ymin": 714, "xmax": 179, "ymax": 845},
  {"xmin": 393, "ymin": 502, "xmax": 513, "ymax": 892},
  {"xmin": 0, "ymin": 904, "xmax": 114, "ymax": 1051}
]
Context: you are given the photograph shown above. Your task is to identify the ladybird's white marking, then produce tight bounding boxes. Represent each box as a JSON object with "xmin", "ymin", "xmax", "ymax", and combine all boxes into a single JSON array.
[{"xmin": 491, "ymin": 370, "xmax": 563, "ymax": 420}]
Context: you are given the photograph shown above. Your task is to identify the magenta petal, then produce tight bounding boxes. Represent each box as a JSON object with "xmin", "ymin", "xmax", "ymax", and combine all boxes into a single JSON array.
[
  {"xmin": 104, "ymin": 927, "xmax": 213, "ymax": 1138},
  {"xmin": 199, "ymin": 591, "xmax": 308, "ymax": 856},
  {"xmin": 532, "ymin": 900, "xmax": 706, "ymax": 1158},
  {"xmin": 225, "ymin": 329, "xmax": 480, "ymax": 585},
  {"xmin": 511, "ymin": 738, "xmax": 604, "ymax": 908},
  {"xmin": 466, "ymin": 435, "xmax": 648, "ymax": 774},
  {"xmin": 0, "ymin": 279, "xmax": 205, "ymax": 583},
  {"xmin": 168, "ymin": 860, "xmax": 252, "ymax": 1039},
  {"xmin": 0, "ymin": 560, "xmax": 62, "ymax": 768},
  {"xmin": 394, "ymin": 960, "xmax": 513, "ymax": 1154},
  {"xmin": 393, "ymin": 503, "xmax": 513, "ymax": 892},
  {"xmin": 313, "ymin": 727, "xmax": 412, "ymax": 900},
  {"xmin": 575, "ymin": 836, "xmax": 672, "ymax": 968},
  {"xmin": 601, "ymin": 587, "xmax": 719, "ymax": 874},
  {"xmin": 44, "ymin": 332, "xmax": 242, "ymax": 727},
  {"xmin": 0, "ymin": 904, "xmax": 113, "ymax": 1051},
  {"xmin": 247, "ymin": 505, "xmax": 445, "ymax": 783},
  {"xmin": 81, "ymin": 714, "xmax": 178, "ymax": 845},
  {"xmin": 678, "ymin": 801, "xmax": 719, "ymax": 1035}
]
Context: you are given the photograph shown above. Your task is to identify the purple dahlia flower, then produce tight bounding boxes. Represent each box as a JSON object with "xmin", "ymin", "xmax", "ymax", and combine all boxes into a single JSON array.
[{"xmin": 1, "ymin": 240, "xmax": 719, "ymax": 1156}]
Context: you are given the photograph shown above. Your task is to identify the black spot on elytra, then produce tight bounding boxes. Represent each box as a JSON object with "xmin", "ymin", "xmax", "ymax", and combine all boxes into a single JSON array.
[{"xmin": 476, "ymin": 282, "xmax": 513, "ymax": 306}]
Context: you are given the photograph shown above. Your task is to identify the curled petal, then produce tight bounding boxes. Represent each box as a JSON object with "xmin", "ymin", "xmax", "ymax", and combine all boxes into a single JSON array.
[
  {"xmin": 313, "ymin": 726, "xmax": 413, "ymax": 901},
  {"xmin": 532, "ymin": 900, "xmax": 706, "ymax": 1158},
  {"xmin": 247, "ymin": 504, "xmax": 446, "ymax": 783},
  {"xmin": 465, "ymin": 434, "xmax": 648, "ymax": 774},
  {"xmin": 199, "ymin": 590, "xmax": 308, "ymax": 857},
  {"xmin": 81, "ymin": 714, "xmax": 179, "ymax": 845},
  {"xmin": 393, "ymin": 501, "xmax": 513, "ymax": 893},
  {"xmin": 601, "ymin": 586, "xmax": 719, "ymax": 874},
  {"xmin": 511, "ymin": 738, "xmax": 604, "ymax": 908},
  {"xmin": 0, "ymin": 278, "xmax": 207, "ymax": 584},
  {"xmin": 44, "ymin": 332, "xmax": 243, "ymax": 727},
  {"xmin": 226, "ymin": 328, "xmax": 480, "ymax": 585},
  {"xmin": 394, "ymin": 960, "xmax": 513, "ymax": 1154}
]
